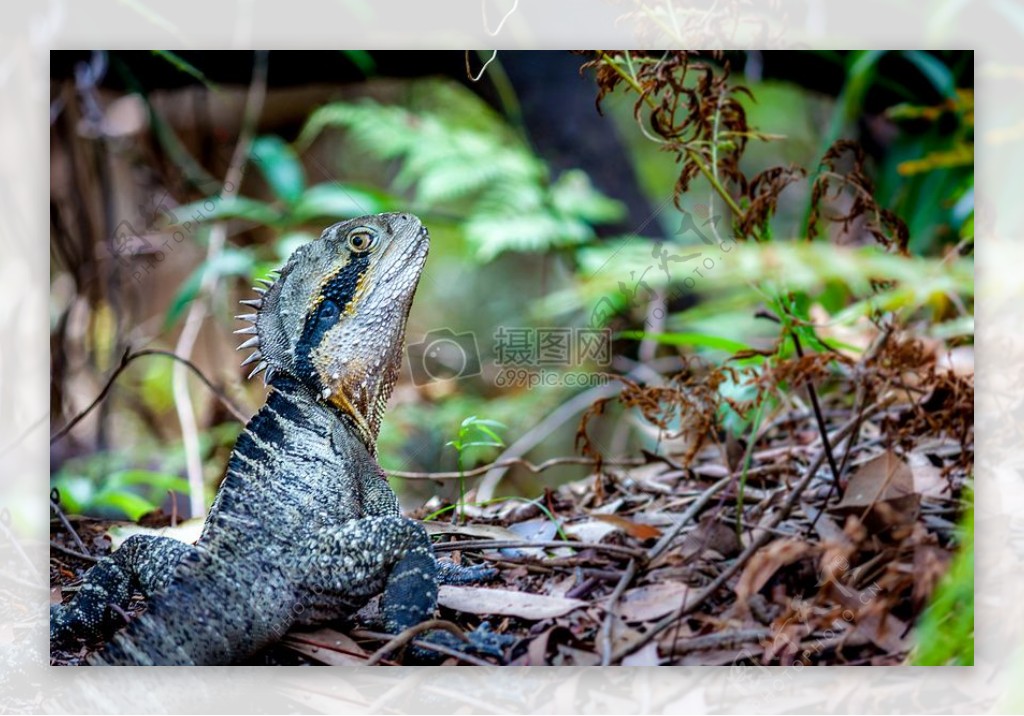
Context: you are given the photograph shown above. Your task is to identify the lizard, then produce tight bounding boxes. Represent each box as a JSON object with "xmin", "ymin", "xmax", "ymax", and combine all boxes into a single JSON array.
[{"xmin": 50, "ymin": 213, "xmax": 507, "ymax": 665}]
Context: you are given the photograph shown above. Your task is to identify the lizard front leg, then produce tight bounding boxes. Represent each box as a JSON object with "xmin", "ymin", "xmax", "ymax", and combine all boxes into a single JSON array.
[
  {"xmin": 302, "ymin": 516, "xmax": 510, "ymax": 662},
  {"xmin": 51, "ymin": 534, "xmax": 196, "ymax": 646}
]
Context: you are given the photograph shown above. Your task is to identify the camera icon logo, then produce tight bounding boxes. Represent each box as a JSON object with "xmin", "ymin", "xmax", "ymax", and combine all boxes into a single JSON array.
[{"xmin": 406, "ymin": 328, "xmax": 482, "ymax": 385}]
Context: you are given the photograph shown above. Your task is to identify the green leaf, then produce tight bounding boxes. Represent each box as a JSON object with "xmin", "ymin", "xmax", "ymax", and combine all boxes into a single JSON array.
[
  {"xmin": 250, "ymin": 136, "xmax": 306, "ymax": 205},
  {"xmin": 551, "ymin": 170, "xmax": 626, "ymax": 225},
  {"xmin": 289, "ymin": 183, "xmax": 389, "ymax": 223},
  {"xmin": 468, "ymin": 419, "xmax": 506, "ymax": 429},
  {"xmin": 164, "ymin": 247, "xmax": 255, "ymax": 328},
  {"xmin": 902, "ymin": 51, "xmax": 956, "ymax": 99},
  {"xmin": 91, "ymin": 490, "xmax": 159, "ymax": 521},
  {"xmin": 341, "ymin": 50, "xmax": 376, "ymax": 76},
  {"xmin": 106, "ymin": 470, "xmax": 191, "ymax": 495},
  {"xmin": 911, "ymin": 494, "xmax": 973, "ymax": 665},
  {"xmin": 470, "ymin": 426, "xmax": 505, "ymax": 445},
  {"xmin": 617, "ymin": 331, "xmax": 754, "ymax": 354},
  {"xmin": 50, "ymin": 476, "xmax": 92, "ymax": 515}
]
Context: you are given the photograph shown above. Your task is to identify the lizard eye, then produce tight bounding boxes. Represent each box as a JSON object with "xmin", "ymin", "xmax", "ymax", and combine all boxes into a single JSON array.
[{"xmin": 346, "ymin": 227, "xmax": 377, "ymax": 253}]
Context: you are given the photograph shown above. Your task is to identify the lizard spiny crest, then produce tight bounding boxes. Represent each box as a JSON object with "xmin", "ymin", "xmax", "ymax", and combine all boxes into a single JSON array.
[{"xmin": 235, "ymin": 213, "xmax": 429, "ymax": 449}]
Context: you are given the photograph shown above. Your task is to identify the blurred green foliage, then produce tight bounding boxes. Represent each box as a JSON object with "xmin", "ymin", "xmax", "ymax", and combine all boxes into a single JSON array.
[
  {"xmin": 51, "ymin": 421, "xmax": 240, "ymax": 520},
  {"xmin": 296, "ymin": 80, "xmax": 626, "ymax": 260},
  {"xmin": 911, "ymin": 491, "xmax": 974, "ymax": 665},
  {"xmin": 66, "ymin": 53, "xmax": 972, "ymax": 532}
]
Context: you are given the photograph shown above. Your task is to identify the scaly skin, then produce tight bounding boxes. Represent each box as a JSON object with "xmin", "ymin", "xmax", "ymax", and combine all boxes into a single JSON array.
[{"xmin": 51, "ymin": 213, "xmax": 504, "ymax": 665}]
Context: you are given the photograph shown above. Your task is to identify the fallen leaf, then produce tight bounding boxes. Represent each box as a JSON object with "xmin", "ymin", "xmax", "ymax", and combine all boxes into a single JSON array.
[
  {"xmin": 283, "ymin": 628, "xmax": 367, "ymax": 666},
  {"xmin": 499, "ymin": 517, "xmax": 562, "ymax": 557},
  {"xmin": 733, "ymin": 538, "xmax": 814, "ymax": 614},
  {"xmin": 622, "ymin": 641, "xmax": 662, "ymax": 665},
  {"xmin": 563, "ymin": 519, "xmax": 620, "ymax": 543},
  {"xmin": 832, "ymin": 451, "xmax": 920, "ymax": 531},
  {"xmin": 679, "ymin": 513, "xmax": 741, "ymax": 560},
  {"xmin": 106, "ymin": 518, "xmax": 205, "ymax": 550},
  {"xmin": 591, "ymin": 513, "xmax": 662, "ymax": 541},
  {"xmin": 555, "ymin": 645, "xmax": 601, "ymax": 666},
  {"xmin": 834, "ymin": 587, "xmax": 912, "ymax": 653},
  {"xmin": 907, "ymin": 451, "xmax": 947, "ymax": 499},
  {"xmin": 438, "ymin": 585, "xmax": 586, "ymax": 620},
  {"xmin": 615, "ymin": 582, "xmax": 697, "ymax": 622},
  {"xmin": 912, "ymin": 543, "xmax": 952, "ymax": 610},
  {"xmin": 420, "ymin": 521, "xmax": 524, "ymax": 542}
]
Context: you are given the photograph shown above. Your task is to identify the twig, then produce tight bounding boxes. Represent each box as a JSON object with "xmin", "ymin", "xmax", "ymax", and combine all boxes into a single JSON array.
[
  {"xmin": 283, "ymin": 634, "xmax": 369, "ymax": 661},
  {"xmin": 599, "ymin": 475, "xmax": 732, "ymax": 664},
  {"xmin": 667, "ymin": 626, "xmax": 772, "ymax": 657},
  {"xmin": 475, "ymin": 381, "xmax": 627, "ymax": 501},
  {"xmin": 789, "ymin": 329, "xmax": 842, "ymax": 497},
  {"xmin": 599, "ymin": 560, "xmax": 638, "ymax": 665},
  {"xmin": 362, "ymin": 619, "xmax": 468, "ymax": 666},
  {"xmin": 388, "ymin": 455, "xmax": 645, "ymax": 481},
  {"xmin": 406, "ymin": 638, "xmax": 495, "ymax": 667},
  {"xmin": 431, "ymin": 539, "xmax": 646, "ymax": 561},
  {"xmin": 49, "ymin": 491, "xmax": 88, "ymax": 555},
  {"xmin": 807, "ymin": 324, "xmax": 892, "ymax": 532},
  {"xmin": 49, "ymin": 348, "xmax": 248, "ymax": 445},
  {"xmin": 474, "ymin": 360, "xmax": 680, "ymax": 501},
  {"xmin": 649, "ymin": 476, "xmax": 733, "ymax": 561},
  {"xmin": 609, "ymin": 408, "xmax": 877, "ymax": 663},
  {"xmin": 50, "ymin": 541, "xmax": 99, "ymax": 563},
  {"xmin": 172, "ymin": 50, "xmax": 268, "ymax": 520}
]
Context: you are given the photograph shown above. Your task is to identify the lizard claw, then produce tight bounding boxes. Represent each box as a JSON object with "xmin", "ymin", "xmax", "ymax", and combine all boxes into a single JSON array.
[
  {"xmin": 435, "ymin": 560, "xmax": 499, "ymax": 585},
  {"xmin": 410, "ymin": 621, "xmax": 515, "ymax": 663},
  {"xmin": 463, "ymin": 621, "xmax": 517, "ymax": 659}
]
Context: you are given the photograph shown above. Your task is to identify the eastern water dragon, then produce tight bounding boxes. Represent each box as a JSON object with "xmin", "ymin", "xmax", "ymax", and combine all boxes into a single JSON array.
[{"xmin": 51, "ymin": 213, "xmax": 506, "ymax": 665}]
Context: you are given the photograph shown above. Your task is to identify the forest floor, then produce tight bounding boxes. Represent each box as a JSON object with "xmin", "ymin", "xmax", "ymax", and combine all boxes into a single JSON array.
[{"xmin": 51, "ymin": 339, "xmax": 972, "ymax": 666}]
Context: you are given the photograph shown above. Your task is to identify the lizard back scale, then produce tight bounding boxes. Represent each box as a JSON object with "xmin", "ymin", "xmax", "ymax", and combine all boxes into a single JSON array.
[{"xmin": 51, "ymin": 213, "xmax": 503, "ymax": 665}]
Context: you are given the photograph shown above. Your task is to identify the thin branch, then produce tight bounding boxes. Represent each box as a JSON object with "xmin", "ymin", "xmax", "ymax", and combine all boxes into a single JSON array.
[
  {"xmin": 475, "ymin": 380, "xmax": 627, "ymax": 501},
  {"xmin": 172, "ymin": 51, "xmax": 268, "ymax": 520},
  {"xmin": 404, "ymin": 638, "xmax": 495, "ymax": 667},
  {"xmin": 667, "ymin": 627, "xmax": 772, "ymax": 658},
  {"xmin": 363, "ymin": 619, "xmax": 468, "ymax": 666},
  {"xmin": 806, "ymin": 323, "xmax": 893, "ymax": 532},
  {"xmin": 388, "ymin": 455, "xmax": 645, "ymax": 481},
  {"xmin": 50, "ymin": 541, "xmax": 99, "ymax": 563},
  {"xmin": 599, "ymin": 559, "xmax": 638, "ymax": 665},
  {"xmin": 789, "ymin": 328, "xmax": 843, "ymax": 496},
  {"xmin": 599, "ymin": 474, "xmax": 731, "ymax": 665},
  {"xmin": 49, "ymin": 348, "xmax": 249, "ymax": 445},
  {"xmin": 49, "ymin": 490, "xmax": 88, "ymax": 555},
  {"xmin": 431, "ymin": 538, "xmax": 647, "ymax": 561}
]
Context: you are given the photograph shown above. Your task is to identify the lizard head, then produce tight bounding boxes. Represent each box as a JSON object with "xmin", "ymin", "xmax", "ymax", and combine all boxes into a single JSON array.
[{"xmin": 236, "ymin": 212, "xmax": 430, "ymax": 447}]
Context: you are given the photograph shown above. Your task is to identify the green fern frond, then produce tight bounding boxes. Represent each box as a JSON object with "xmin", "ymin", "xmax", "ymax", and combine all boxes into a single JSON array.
[{"xmin": 296, "ymin": 80, "xmax": 624, "ymax": 261}]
